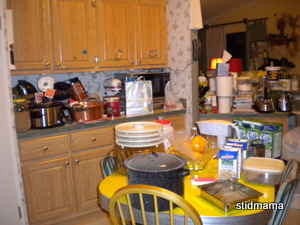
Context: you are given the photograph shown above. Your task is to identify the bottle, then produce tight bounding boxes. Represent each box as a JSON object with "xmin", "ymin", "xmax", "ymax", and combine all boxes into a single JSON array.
[
  {"xmin": 263, "ymin": 51, "xmax": 268, "ymax": 66},
  {"xmin": 190, "ymin": 127, "xmax": 199, "ymax": 139},
  {"xmin": 13, "ymin": 99, "xmax": 31, "ymax": 133}
]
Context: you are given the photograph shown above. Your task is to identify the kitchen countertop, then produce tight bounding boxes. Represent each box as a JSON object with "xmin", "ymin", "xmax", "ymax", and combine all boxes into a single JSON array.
[
  {"xmin": 199, "ymin": 111, "xmax": 296, "ymax": 118},
  {"xmin": 17, "ymin": 109, "xmax": 186, "ymax": 140}
]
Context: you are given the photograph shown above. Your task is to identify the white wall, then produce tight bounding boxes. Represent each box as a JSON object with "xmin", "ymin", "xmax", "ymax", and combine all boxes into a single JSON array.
[{"xmin": 0, "ymin": 1, "xmax": 28, "ymax": 225}]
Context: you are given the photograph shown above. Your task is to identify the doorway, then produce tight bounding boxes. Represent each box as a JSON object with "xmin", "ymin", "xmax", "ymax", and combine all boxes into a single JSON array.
[{"xmin": 226, "ymin": 32, "xmax": 246, "ymax": 70}]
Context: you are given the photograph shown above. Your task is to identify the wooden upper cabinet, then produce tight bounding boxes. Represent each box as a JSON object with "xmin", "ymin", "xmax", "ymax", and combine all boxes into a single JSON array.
[
  {"xmin": 134, "ymin": 0, "xmax": 168, "ymax": 67},
  {"xmin": 11, "ymin": 0, "xmax": 52, "ymax": 71},
  {"xmin": 96, "ymin": 0, "xmax": 168, "ymax": 69},
  {"xmin": 51, "ymin": 0, "xmax": 97, "ymax": 70},
  {"xmin": 96, "ymin": 0, "xmax": 134, "ymax": 68}
]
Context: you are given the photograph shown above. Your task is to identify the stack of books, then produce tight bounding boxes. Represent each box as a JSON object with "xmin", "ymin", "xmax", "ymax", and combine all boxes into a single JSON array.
[{"xmin": 232, "ymin": 95, "xmax": 256, "ymax": 113}]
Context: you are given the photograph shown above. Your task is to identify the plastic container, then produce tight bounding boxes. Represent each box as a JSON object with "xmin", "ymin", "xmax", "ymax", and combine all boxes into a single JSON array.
[
  {"xmin": 154, "ymin": 120, "xmax": 174, "ymax": 150},
  {"xmin": 13, "ymin": 99, "xmax": 31, "ymax": 132},
  {"xmin": 237, "ymin": 76, "xmax": 252, "ymax": 92},
  {"xmin": 242, "ymin": 157, "xmax": 285, "ymax": 185},
  {"xmin": 103, "ymin": 96, "xmax": 121, "ymax": 117}
]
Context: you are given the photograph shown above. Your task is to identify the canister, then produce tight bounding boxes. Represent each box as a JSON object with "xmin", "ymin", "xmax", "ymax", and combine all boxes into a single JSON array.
[
  {"xmin": 13, "ymin": 99, "xmax": 31, "ymax": 132},
  {"xmin": 103, "ymin": 96, "xmax": 121, "ymax": 117},
  {"xmin": 265, "ymin": 66, "xmax": 281, "ymax": 81}
]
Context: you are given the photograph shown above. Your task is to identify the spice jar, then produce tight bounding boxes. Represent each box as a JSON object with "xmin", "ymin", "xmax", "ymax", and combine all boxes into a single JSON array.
[{"xmin": 13, "ymin": 99, "xmax": 31, "ymax": 133}]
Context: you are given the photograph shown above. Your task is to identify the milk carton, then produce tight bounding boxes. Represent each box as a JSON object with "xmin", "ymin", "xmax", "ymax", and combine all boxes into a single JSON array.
[
  {"xmin": 226, "ymin": 139, "xmax": 249, "ymax": 160},
  {"xmin": 233, "ymin": 118, "xmax": 283, "ymax": 158}
]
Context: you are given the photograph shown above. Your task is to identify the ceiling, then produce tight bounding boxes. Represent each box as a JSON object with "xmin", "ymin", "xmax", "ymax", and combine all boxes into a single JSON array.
[{"xmin": 200, "ymin": 0, "xmax": 260, "ymax": 23}]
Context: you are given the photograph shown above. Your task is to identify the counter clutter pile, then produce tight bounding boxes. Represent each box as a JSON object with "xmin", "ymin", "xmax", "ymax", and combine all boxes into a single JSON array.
[
  {"xmin": 12, "ymin": 76, "xmax": 132, "ymax": 132},
  {"xmin": 200, "ymin": 51, "xmax": 299, "ymax": 115}
]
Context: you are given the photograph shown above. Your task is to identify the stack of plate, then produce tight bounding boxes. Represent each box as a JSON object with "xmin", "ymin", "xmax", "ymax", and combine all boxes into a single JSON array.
[{"xmin": 115, "ymin": 121, "xmax": 163, "ymax": 148}]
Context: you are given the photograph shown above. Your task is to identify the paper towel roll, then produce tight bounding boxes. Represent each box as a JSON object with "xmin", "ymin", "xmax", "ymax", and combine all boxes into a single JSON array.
[
  {"xmin": 218, "ymin": 96, "xmax": 232, "ymax": 113},
  {"xmin": 216, "ymin": 76, "xmax": 233, "ymax": 96}
]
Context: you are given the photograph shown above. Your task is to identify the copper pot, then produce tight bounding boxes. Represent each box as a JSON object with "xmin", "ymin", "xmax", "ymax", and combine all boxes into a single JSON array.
[{"xmin": 67, "ymin": 101, "xmax": 104, "ymax": 122}]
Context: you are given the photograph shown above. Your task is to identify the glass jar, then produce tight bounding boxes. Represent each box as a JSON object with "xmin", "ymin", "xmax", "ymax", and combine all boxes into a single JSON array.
[{"xmin": 13, "ymin": 99, "xmax": 31, "ymax": 133}]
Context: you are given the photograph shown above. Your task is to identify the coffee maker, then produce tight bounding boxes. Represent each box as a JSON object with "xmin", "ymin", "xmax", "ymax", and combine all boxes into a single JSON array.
[{"xmin": 254, "ymin": 75, "xmax": 274, "ymax": 113}]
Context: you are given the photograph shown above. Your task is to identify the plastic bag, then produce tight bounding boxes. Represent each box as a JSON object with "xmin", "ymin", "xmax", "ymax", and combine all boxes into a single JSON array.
[
  {"xmin": 282, "ymin": 127, "xmax": 300, "ymax": 162},
  {"xmin": 125, "ymin": 76, "xmax": 153, "ymax": 116},
  {"xmin": 163, "ymin": 81, "xmax": 184, "ymax": 110}
]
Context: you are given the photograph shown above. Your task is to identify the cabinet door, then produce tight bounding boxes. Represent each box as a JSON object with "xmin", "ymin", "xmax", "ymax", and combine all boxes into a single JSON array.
[
  {"xmin": 134, "ymin": 0, "xmax": 168, "ymax": 67},
  {"xmin": 22, "ymin": 158, "xmax": 74, "ymax": 223},
  {"xmin": 51, "ymin": 0, "xmax": 97, "ymax": 70},
  {"xmin": 72, "ymin": 147, "xmax": 110, "ymax": 211},
  {"xmin": 11, "ymin": 0, "xmax": 52, "ymax": 70},
  {"xmin": 97, "ymin": 0, "xmax": 134, "ymax": 68}
]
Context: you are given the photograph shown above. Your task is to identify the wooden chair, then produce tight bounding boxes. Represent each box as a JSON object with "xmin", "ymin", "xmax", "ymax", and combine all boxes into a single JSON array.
[
  {"xmin": 100, "ymin": 156, "xmax": 117, "ymax": 178},
  {"xmin": 268, "ymin": 176, "xmax": 299, "ymax": 225},
  {"xmin": 109, "ymin": 184, "xmax": 203, "ymax": 225},
  {"xmin": 280, "ymin": 159, "xmax": 299, "ymax": 184}
]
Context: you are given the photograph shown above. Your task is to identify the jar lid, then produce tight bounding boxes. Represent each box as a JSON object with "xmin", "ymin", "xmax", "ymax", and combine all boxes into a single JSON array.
[
  {"xmin": 124, "ymin": 152, "xmax": 186, "ymax": 172},
  {"xmin": 13, "ymin": 98, "xmax": 27, "ymax": 103},
  {"xmin": 154, "ymin": 120, "xmax": 172, "ymax": 126}
]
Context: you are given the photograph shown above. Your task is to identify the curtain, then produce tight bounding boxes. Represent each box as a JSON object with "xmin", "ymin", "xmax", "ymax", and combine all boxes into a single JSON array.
[
  {"xmin": 245, "ymin": 19, "xmax": 267, "ymax": 70},
  {"xmin": 205, "ymin": 26, "xmax": 226, "ymax": 69}
]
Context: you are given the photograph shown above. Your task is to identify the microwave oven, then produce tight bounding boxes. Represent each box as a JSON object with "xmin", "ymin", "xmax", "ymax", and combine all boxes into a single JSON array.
[{"xmin": 114, "ymin": 72, "xmax": 170, "ymax": 110}]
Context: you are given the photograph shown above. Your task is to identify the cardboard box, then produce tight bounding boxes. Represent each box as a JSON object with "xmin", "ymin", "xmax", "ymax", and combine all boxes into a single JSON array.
[{"xmin": 233, "ymin": 118, "xmax": 283, "ymax": 158}]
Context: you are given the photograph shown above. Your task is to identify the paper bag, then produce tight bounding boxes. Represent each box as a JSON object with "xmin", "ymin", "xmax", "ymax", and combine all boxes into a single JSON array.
[{"xmin": 125, "ymin": 77, "xmax": 153, "ymax": 115}]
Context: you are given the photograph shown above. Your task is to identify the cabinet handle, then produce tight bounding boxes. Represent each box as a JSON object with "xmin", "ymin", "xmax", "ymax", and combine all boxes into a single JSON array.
[
  {"xmin": 45, "ymin": 62, "xmax": 50, "ymax": 66},
  {"xmin": 92, "ymin": 137, "xmax": 96, "ymax": 142},
  {"xmin": 130, "ymin": 60, "xmax": 134, "ymax": 64},
  {"xmin": 65, "ymin": 161, "xmax": 70, "ymax": 165},
  {"xmin": 148, "ymin": 49, "xmax": 158, "ymax": 58},
  {"xmin": 91, "ymin": 0, "xmax": 96, "ymax": 7},
  {"xmin": 43, "ymin": 146, "xmax": 48, "ymax": 150},
  {"xmin": 114, "ymin": 49, "xmax": 123, "ymax": 61},
  {"xmin": 137, "ymin": 59, "xmax": 141, "ymax": 63},
  {"xmin": 56, "ymin": 62, "xmax": 61, "ymax": 67},
  {"xmin": 75, "ymin": 160, "xmax": 80, "ymax": 163}
]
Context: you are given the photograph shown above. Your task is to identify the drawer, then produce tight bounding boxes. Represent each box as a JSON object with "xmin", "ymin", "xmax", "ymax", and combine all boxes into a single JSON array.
[
  {"xmin": 70, "ymin": 127, "xmax": 114, "ymax": 151},
  {"xmin": 19, "ymin": 135, "xmax": 69, "ymax": 161}
]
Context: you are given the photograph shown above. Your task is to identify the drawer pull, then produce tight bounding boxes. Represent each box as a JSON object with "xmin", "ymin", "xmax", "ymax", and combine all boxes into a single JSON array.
[
  {"xmin": 92, "ymin": 137, "xmax": 96, "ymax": 142},
  {"xmin": 75, "ymin": 160, "xmax": 80, "ymax": 163},
  {"xmin": 65, "ymin": 161, "xmax": 70, "ymax": 165},
  {"xmin": 43, "ymin": 146, "xmax": 48, "ymax": 150}
]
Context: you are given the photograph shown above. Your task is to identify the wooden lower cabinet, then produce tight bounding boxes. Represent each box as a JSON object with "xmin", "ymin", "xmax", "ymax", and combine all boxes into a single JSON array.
[
  {"xmin": 19, "ymin": 128, "xmax": 114, "ymax": 225},
  {"xmin": 22, "ymin": 157, "xmax": 75, "ymax": 223}
]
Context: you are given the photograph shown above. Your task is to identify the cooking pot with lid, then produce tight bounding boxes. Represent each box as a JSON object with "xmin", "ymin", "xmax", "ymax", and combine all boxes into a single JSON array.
[
  {"xmin": 29, "ymin": 102, "xmax": 65, "ymax": 128},
  {"xmin": 124, "ymin": 152, "xmax": 189, "ymax": 211}
]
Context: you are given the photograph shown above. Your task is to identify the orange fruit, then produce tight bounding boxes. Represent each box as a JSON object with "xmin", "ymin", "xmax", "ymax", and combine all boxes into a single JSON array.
[{"xmin": 191, "ymin": 136, "xmax": 207, "ymax": 152}]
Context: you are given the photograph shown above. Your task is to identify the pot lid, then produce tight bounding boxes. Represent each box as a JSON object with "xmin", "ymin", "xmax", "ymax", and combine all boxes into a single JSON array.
[{"xmin": 124, "ymin": 152, "xmax": 186, "ymax": 172}]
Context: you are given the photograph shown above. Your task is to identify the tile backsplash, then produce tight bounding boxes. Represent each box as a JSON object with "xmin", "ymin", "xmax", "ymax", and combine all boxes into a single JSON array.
[{"xmin": 11, "ymin": 69, "xmax": 164, "ymax": 100}]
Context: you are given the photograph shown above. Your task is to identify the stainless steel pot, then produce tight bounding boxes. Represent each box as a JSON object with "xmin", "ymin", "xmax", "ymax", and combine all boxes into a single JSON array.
[
  {"xmin": 29, "ymin": 102, "xmax": 65, "ymax": 128},
  {"xmin": 277, "ymin": 92, "xmax": 292, "ymax": 112},
  {"xmin": 124, "ymin": 152, "xmax": 189, "ymax": 211}
]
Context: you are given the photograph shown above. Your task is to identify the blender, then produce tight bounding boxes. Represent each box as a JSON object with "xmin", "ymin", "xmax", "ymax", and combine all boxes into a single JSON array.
[{"xmin": 254, "ymin": 75, "xmax": 274, "ymax": 113}]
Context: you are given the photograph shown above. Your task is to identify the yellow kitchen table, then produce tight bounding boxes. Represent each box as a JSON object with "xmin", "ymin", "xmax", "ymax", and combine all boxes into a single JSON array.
[{"xmin": 99, "ymin": 159, "xmax": 275, "ymax": 225}]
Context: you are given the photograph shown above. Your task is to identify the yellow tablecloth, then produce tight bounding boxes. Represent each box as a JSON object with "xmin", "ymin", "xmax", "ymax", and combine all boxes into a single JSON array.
[{"xmin": 99, "ymin": 159, "xmax": 274, "ymax": 225}]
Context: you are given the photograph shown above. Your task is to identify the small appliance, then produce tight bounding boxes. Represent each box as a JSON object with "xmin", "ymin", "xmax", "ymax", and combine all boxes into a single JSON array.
[
  {"xmin": 196, "ymin": 119, "xmax": 240, "ymax": 148},
  {"xmin": 103, "ymin": 78, "xmax": 122, "ymax": 96}
]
